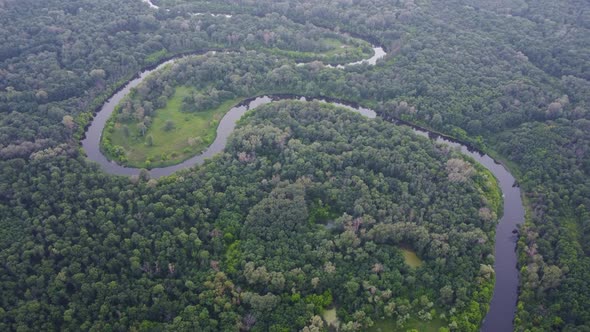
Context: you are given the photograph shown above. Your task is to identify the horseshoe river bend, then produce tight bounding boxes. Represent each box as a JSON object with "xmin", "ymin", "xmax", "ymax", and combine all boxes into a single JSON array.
[{"xmin": 81, "ymin": 22, "xmax": 524, "ymax": 332}]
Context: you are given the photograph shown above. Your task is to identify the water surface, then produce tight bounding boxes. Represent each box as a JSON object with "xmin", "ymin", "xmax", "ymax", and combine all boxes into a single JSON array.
[{"xmin": 81, "ymin": 26, "xmax": 521, "ymax": 331}]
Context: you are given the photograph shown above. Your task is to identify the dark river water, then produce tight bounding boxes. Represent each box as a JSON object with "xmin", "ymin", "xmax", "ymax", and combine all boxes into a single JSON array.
[
  {"xmin": 81, "ymin": 41, "xmax": 523, "ymax": 332},
  {"xmin": 385, "ymin": 117, "xmax": 525, "ymax": 332}
]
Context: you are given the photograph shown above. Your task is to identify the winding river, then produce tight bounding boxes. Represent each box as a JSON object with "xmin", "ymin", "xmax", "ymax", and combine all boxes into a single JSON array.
[
  {"xmin": 81, "ymin": 47, "xmax": 385, "ymax": 178},
  {"xmin": 141, "ymin": 0, "xmax": 158, "ymax": 10},
  {"xmin": 83, "ymin": 3, "xmax": 525, "ymax": 330}
]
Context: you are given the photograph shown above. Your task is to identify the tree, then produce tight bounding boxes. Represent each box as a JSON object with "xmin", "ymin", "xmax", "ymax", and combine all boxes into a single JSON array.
[
  {"xmin": 242, "ymin": 292, "xmax": 280, "ymax": 314},
  {"xmin": 90, "ymin": 69, "xmax": 106, "ymax": 80},
  {"xmin": 446, "ymin": 158, "xmax": 475, "ymax": 183},
  {"xmin": 135, "ymin": 107, "xmax": 145, "ymax": 121},
  {"xmin": 62, "ymin": 115, "xmax": 75, "ymax": 130},
  {"xmin": 187, "ymin": 137, "xmax": 203, "ymax": 146},
  {"xmin": 432, "ymin": 113, "xmax": 443, "ymax": 128},
  {"xmin": 35, "ymin": 90, "xmax": 48, "ymax": 101},
  {"xmin": 541, "ymin": 265, "xmax": 563, "ymax": 290},
  {"xmin": 546, "ymin": 102, "xmax": 563, "ymax": 119},
  {"xmin": 137, "ymin": 122, "xmax": 147, "ymax": 136},
  {"xmin": 164, "ymin": 120, "xmax": 176, "ymax": 131},
  {"xmin": 440, "ymin": 285, "xmax": 454, "ymax": 304}
]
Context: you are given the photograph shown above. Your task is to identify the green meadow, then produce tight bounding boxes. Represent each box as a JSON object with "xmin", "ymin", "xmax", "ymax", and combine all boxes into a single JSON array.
[
  {"xmin": 267, "ymin": 37, "xmax": 373, "ymax": 63},
  {"xmin": 106, "ymin": 86, "xmax": 240, "ymax": 168},
  {"xmin": 401, "ymin": 248, "xmax": 424, "ymax": 269}
]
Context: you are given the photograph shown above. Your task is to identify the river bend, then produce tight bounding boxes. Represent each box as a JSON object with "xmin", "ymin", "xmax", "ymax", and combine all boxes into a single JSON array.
[{"xmin": 83, "ymin": 4, "xmax": 525, "ymax": 330}]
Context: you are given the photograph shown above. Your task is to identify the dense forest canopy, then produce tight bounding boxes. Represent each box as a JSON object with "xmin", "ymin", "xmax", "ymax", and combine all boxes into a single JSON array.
[
  {"xmin": 1, "ymin": 101, "xmax": 499, "ymax": 331},
  {"xmin": 0, "ymin": 0, "xmax": 589, "ymax": 331}
]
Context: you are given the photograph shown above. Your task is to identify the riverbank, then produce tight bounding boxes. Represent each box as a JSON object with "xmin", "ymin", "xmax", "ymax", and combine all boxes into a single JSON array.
[{"xmin": 81, "ymin": 23, "xmax": 523, "ymax": 331}]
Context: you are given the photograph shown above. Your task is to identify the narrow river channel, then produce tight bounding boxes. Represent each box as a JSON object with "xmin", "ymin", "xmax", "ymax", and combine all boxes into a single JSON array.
[{"xmin": 82, "ymin": 6, "xmax": 525, "ymax": 329}]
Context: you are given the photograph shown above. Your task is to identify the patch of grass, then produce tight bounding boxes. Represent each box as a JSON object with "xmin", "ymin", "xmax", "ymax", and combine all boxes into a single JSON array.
[
  {"xmin": 309, "ymin": 199, "xmax": 339, "ymax": 225},
  {"xmin": 265, "ymin": 37, "xmax": 373, "ymax": 64},
  {"xmin": 401, "ymin": 248, "xmax": 424, "ymax": 268},
  {"xmin": 322, "ymin": 308, "xmax": 340, "ymax": 329},
  {"xmin": 106, "ymin": 86, "xmax": 241, "ymax": 168},
  {"xmin": 145, "ymin": 49, "xmax": 169, "ymax": 64}
]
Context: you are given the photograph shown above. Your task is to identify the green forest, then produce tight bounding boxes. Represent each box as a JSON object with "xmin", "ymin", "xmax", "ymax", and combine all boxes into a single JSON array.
[{"xmin": 1, "ymin": 0, "xmax": 589, "ymax": 331}]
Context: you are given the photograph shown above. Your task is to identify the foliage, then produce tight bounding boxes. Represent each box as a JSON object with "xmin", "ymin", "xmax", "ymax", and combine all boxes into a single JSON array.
[
  {"xmin": 0, "ymin": 102, "xmax": 497, "ymax": 330},
  {"xmin": 1, "ymin": 0, "xmax": 589, "ymax": 330},
  {"xmin": 101, "ymin": 85, "xmax": 240, "ymax": 168}
]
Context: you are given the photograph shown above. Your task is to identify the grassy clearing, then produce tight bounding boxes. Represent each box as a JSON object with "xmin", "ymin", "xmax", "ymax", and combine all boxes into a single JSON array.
[
  {"xmin": 401, "ymin": 248, "xmax": 424, "ymax": 268},
  {"xmin": 322, "ymin": 308, "xmax": 340, "ymax": 329},
  {"xmin": 106, "ymin": 86, "xmax": 240, "ymax": 168},
  {"xmin": 266, "ymin": 37, "xmax": 373, "ymax": 64}
]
